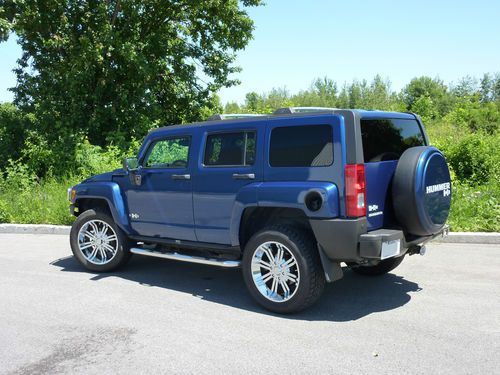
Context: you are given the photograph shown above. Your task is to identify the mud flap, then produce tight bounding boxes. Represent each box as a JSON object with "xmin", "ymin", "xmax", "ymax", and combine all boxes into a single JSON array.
[{"xmin": 317, "ymin": 245, "xmax": 343, "ymax": 282}]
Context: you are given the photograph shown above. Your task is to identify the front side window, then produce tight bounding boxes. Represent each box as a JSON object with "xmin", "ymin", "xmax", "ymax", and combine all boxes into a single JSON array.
[
  {"xmin": 361, "ymin": 119, "xmax": 425, "ymax": 162},
  {"xmin": 144, "ymin": 136, "xmax": 190, "ymax": 168},
  {"xmin": 204, "ymin": 131, "xmax": 255, "ymax": 166},
  {"xmin": 269, "ymin": 125, "xmax": 333, "ymax": 167}
]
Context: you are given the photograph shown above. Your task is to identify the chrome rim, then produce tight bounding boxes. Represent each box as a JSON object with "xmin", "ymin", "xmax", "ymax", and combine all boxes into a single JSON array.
[
  {"xmin": 77, "ymin": 220, "xmax": 118, "ymax": 265},
  {"xmin": 251, "ymin": 241, "xmax": 300, "ymax": 303}
]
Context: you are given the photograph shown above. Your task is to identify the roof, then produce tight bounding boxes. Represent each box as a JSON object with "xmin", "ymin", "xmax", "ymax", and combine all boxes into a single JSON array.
[{"xmin": 149, "ymin": 108, "xmax": 417, "ymax": 136}]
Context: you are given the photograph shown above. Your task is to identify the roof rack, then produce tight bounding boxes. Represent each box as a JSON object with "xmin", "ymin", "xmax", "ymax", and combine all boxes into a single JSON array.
[
  {"xmin": 207, "ymin": 107, "xmax": 339, "ymax": 121},
  {"xmin": 207, "ymin": 113, "xmax": 266, "ymax": 121},
  {"xmin": 273, "ymin": 107, "xmax": 338, "ymax": 115}
]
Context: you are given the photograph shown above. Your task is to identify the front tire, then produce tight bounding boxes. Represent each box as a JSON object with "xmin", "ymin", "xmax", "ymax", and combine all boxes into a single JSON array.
[
  {"xmin": 349, "ymin": 255, "xmax": 405, "ymax": 276},
  {"xmin": 242, "ymin": 225, "xmax": 325, "ymax": 314},
  {"xmin": 70, "ymin": 209, "xmax": 132, "ymax": 272}
]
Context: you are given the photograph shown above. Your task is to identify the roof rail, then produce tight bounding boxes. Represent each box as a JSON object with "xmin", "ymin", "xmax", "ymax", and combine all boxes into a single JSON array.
[
  {"xmin": 273, "ymin": 107, "xmax": 338, "ymax": 115},
  {"xmin": 207, "ymin": 113, "xmax": 265, "ymax": 121}
]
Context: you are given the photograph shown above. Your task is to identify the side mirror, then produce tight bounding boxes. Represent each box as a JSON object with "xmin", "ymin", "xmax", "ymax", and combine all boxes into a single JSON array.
[{"xmin": 123, "ymin": 157, "xmax": 139, "ymax": 171}]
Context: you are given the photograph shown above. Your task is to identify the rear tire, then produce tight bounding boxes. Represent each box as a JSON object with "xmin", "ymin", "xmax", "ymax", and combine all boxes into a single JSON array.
[
  {"xmin": 349, "ymin": 255, "xmax": 405, "ymax": 276},
  {"xmin": 242, "ymin": 225, "xmax": 325, "ymax": 314},
  {"xmin": 70, "ymin": 209, "xmax": 132, "ymax": 272}
]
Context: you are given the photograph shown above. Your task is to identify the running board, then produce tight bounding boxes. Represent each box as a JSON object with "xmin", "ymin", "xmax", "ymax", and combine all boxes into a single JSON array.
[{"xmin": 130, "ymin": 248, "xmax": 241, "ymax": 268}]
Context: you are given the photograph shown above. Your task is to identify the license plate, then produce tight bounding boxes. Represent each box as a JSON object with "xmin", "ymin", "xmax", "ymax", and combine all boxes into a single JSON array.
[{"xmin": 381, "ymin": 239, "xmax": 401, "ymax": 260}]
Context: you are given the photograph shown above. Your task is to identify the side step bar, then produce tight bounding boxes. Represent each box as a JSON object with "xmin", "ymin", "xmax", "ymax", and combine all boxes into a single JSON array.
[{"xmin": 130, "ymin": 248, "xmax": 241, "ymax": 268}]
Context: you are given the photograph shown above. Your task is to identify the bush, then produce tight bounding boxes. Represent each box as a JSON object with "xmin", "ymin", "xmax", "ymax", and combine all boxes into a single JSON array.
[
  {"xmin": 0, "ymin": 103, "xmax": 33, "ymax": 169},
  {"xmin": 0, "ymin": 161, "xmax": 76, "ymax": 225},
  {"xmin": 74, "ymin": 140, "xmax": 123, "ymax": 177},
  {"xmin": 448, "ymin": 180, "xmax": 500, "ymax": 232},
  {"xmin": 20, "ymin": 130, "xmax": 58, "ymax": 176},
  {"xmin": 443, "ymin": 100, "xmax": 499, "ymax": 134},
  {"xmin": 0, "ymin": 177, "xmax": 77, "ymax": 225},
  {"xmin": 445, "ymin": 133, "xmax": 500, "ymax": 185},
  {"xmin": 412, "ymin": 96, "xmax": 437, "ymax": 124},
  {"xmin": 0, "ymin": 137, "xmax": 144, "ymax": 224}
]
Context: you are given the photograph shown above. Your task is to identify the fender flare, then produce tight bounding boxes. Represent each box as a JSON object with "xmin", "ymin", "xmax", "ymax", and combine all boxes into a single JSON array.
[
  {"xmin": 229, "ymin": 182, "xmax": 340, "ymax": 246},
  {"xmin": 73, "ymin": 182, "xmax": 132, "ymax": 233}
]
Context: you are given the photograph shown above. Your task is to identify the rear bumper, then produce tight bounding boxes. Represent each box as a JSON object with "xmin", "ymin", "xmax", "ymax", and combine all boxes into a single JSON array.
[
  {"xmin": 310, "ymin": 217, "xmax": 449, "ymax": 262},
  {"xmin": 359, "ymin": 229, "xmax": 405, "ymax": 259}
]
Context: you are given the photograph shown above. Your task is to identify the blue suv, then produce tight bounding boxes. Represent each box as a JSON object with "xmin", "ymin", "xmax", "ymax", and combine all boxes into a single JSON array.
[{"xmin": 68, "ymin": 107, "xmax": 451, "ymax": 313}]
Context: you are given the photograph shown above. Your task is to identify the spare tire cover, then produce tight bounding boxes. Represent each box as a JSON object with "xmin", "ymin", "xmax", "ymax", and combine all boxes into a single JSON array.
[{"xmin": 392, "ymin": 146, "xmax": 452, "ymax": 236}]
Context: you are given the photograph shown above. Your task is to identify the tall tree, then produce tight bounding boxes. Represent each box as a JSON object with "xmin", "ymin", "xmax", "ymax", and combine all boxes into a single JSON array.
[
  {"xmin": 402, "ymin": 76, "xmax": 452, "ymax": 116},
  {"xmin": 480, "ymin": 73, "xmax": 494, "ymax": 103},
  {"xmin": 0, "ymin": 0, "xmax": 262, "ymax": 150}
]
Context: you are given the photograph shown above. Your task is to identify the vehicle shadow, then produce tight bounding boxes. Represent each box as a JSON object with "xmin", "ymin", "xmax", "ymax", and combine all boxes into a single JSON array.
[{"xmin": 51, "ymin": 254, "xmax": 422, "ymax": 322}]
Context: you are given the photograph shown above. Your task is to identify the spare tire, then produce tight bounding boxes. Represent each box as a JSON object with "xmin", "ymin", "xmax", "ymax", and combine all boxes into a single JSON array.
[{"xmin": 392, "ymin": 146, "xmax": 452, "ymax": 236}]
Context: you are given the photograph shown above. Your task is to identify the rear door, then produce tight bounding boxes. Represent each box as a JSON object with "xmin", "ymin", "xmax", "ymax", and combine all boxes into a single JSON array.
[
  {"xmin": 361, "ymin": 117, "xmax": 426, "ymax": 230},
  {"xmin": 193, "ymin": 123, "xmax": 263, "ymax": 244}
]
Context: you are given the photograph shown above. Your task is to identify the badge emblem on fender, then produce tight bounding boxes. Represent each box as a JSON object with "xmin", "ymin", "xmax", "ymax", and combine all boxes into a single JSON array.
[{"xmin": 129, "ymin": 213, "xmax": 140, "ymax": 219}]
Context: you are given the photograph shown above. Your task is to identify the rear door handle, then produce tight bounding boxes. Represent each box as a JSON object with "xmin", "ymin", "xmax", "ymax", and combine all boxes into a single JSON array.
[
  {"xmin": 232, "ymin": 173, "xmax": 255, "ymax": 180},
  {"xmin": 172, "ymin": 174, "xmax": 191, "ymax": 180}
]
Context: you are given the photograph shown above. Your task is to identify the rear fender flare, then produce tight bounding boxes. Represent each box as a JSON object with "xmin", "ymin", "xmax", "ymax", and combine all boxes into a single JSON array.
[{"xmin": 229, "ymin": 182, "xmax": 340, "ymax": 246}]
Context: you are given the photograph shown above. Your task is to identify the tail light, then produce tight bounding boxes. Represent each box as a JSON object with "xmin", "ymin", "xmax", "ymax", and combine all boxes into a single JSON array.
[{"xmin": 345, "ymin": 164, "xmax": 366, "ymax": 217}]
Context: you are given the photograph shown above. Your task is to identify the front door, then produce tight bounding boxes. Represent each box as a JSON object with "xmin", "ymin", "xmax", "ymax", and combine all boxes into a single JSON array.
[{"xmin": 125, "ymin": 135, "xmax": 196, "ymax": 240}]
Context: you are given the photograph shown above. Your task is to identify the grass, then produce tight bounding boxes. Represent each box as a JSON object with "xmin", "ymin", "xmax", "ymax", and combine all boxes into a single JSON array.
[
  {"xmin": 447, "ymin": 180, "xmax": 500, "ymax": 232},
  {"xmin": 1, "ymin": 175, "xmax": 498, "ymax": 232},
  {"xmin": 0, "ymin": 177, "xmax": 77, "ymax": 225}
]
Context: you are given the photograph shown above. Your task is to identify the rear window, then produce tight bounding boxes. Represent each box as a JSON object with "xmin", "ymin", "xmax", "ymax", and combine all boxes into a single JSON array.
[
  {"xmin": 269, "ymin": 125, "xmax": 333, "ymax": 167},
  {"xmin": 361, "ymin": 119, "xmax": 425, "ymax": 162}
]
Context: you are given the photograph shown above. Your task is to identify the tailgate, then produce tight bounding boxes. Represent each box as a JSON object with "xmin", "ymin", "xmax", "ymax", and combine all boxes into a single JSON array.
[
  {"xmin": 360, "ymin": 117, "xmax": 427, "ymax": 231},
  {"xmin": 364, "ymin": 161, "xmax": 397, "ymax": 231}
]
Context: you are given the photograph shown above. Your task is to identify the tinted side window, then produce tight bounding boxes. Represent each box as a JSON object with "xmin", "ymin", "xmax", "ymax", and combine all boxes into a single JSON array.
[
  {"xmin": 361, "ymin": 119, "xmax": 425, "ymax": 162},
  {"xmin": 204, "ymin": 131, "xmax": 255, "ymax": 166},
  {"xmin": 269, "ymin": 125, "xmax": 333, "ymax": 167},
  {"xmin": 144, "ymin": 136, "xmax": 190, "ymax": 168}
]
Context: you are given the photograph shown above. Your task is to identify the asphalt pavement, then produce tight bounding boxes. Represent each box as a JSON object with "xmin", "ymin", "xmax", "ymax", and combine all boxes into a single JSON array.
[{"xmin": 0, "ymin": 234, "xmax": 499, "ymax": 374}]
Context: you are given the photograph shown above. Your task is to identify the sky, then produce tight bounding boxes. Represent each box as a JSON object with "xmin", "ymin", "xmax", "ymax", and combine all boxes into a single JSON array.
[{"xmin": 1, "ymin": 0, "xmax": 499, "ymax": 105}]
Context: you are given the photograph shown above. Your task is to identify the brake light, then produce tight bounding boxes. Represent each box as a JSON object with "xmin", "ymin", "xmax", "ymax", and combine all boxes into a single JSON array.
[{"xmin": 345, "ymin": 164, "xmax": 366, "ymax": 217}]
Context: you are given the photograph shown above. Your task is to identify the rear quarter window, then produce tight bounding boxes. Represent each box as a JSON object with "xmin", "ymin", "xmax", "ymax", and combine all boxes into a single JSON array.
[
  {"xmin": 269, "ymin": 125, "xmax": 333, "ymax": 167},
  {"xmin": 361, "ymin": 119, "xmax": 425, "ymax": 162}
]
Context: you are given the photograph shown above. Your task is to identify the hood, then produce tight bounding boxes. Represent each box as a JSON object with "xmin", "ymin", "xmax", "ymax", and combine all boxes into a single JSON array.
[{"xmin": 82, "ymin": 169, "xmax": 123, "ymax": 183}]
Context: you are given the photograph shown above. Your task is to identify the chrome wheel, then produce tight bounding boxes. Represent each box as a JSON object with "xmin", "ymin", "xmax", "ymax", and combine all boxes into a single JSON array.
[
  {"xmin": 77, "ymin": 219, "xmax": 118, "ymax": 265},
  {"xmin": 251, "ymin": 241, "xmax": 300, "ymax": 303}
]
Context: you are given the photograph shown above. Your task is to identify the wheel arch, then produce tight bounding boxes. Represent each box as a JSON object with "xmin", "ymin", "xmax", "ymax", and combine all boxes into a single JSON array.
[
  {"xmin": 73, "ymin": 182, "xmax": 131, "ymax": 234},
  {"xmin": 238, "ymin": 207, "xmax": 313, "ymax": 250},
  {"xmin": 75, "ymin": 198, "xmax": 111, "ymax": 216},
  {"xmin": 229, "ymin": 181, "xmax": 340, "ymax": 247}
]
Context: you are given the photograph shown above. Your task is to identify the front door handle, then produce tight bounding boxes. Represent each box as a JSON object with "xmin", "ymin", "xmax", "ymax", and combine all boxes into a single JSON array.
[
  {"xmin": 172, "ymin": 174, "xmax": 191, "ymax": 180},
  {"xmin": 232, "ymin": 173, "xmax": 255, "ymax": 180}
]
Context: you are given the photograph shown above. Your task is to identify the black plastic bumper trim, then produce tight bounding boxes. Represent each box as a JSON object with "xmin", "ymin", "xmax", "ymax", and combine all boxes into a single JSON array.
[
  {"xmin": 309, "ymin": 217, "xmax": 367, "ymax": 262},
  {"xmin": 310, "ymin": 218, "xmax": 449, "ymax": 262},
  {"xmin": 359, "ymin": 229, "xmax": 405, "ymax": 259}
]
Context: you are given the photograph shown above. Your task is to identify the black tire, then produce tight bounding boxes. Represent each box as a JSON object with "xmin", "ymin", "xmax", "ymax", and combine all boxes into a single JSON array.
[
  {"xmin": 242, "ymin": 225, "xmax": 325, "ymax": 314},
  {"xmin": 349, "ymin": 255, "xmax": 405, "ymax": 276},
  {"xmin": 70, "ymin": 209, "xmax": 132, "ymax": 272}
]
